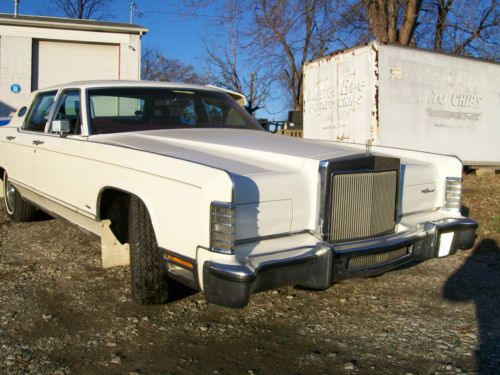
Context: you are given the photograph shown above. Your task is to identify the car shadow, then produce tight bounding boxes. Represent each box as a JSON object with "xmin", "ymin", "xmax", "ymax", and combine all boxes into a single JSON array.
[
  {"xmin": 32, "ymin": 209, "xmax": 55, "ymax": 222},
  {"xmin": 168, "ymin": 279, "xmax": 199, "ymax": 303},
  {"xmin": 443, "ymin": 238, "xmax": 500, "ymax": 374}
]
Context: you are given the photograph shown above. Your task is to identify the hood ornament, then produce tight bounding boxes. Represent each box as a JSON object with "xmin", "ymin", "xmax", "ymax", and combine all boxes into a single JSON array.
[{"xmin": 366, "ymin": 139, "xmax": 372, "ymax": 153}]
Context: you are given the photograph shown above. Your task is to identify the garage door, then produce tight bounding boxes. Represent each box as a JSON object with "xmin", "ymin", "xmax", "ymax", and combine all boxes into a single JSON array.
[{"xmin": 32, "ymin": 40, "xmax": 119, "ymax": 90}]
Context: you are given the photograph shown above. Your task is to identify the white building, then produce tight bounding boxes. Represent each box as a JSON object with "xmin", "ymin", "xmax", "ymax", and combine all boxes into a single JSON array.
[{"xmin": 0, "ymin": 13, "xmax": 148, "ymax": 116}]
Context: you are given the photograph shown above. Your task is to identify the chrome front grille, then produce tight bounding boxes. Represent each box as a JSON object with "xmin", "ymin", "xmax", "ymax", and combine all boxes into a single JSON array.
[
  {"xmin": 329, "ymin": 171, "xmax": 397, "ymax": 242},
  {"xmin": 347, "ymin": 247, "xmax": 408, "ymax": 270}
]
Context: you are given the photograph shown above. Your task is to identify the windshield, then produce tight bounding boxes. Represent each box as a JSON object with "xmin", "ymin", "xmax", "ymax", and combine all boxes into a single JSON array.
[{"xmin": 87, "ymin": 87, "xmax": 262, "ymax": 134}]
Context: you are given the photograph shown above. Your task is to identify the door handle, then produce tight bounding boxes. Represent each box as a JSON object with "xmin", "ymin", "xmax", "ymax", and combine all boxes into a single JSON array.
[
  {"xmin": 32, "ymin": 140, "xmax": 44, "ymax": 145},
  {"xmin": 6, "ymin": 136, "xmax": 15, "ymax": 140}
]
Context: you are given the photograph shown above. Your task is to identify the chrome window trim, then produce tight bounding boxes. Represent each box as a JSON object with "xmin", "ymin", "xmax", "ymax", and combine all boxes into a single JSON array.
[
  {"xmin": 21, "ymin": 90, "xmax": 58, "ymax": 133},
  {"xmin": 47, "ymin": 88, "xmax": 83, "ymax": 135}
]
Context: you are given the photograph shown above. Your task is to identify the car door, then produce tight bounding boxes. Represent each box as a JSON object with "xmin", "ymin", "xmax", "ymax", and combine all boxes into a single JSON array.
[
  {"xmin": 6, "ymin": 91, "xmax": 57, "ymax": 189},
  {"xmin": 33, "ymin": 89, "xmax": 84, "ymax": 211}
]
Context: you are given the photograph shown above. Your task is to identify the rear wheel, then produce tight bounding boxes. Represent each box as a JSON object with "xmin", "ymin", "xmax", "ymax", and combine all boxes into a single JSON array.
[
  {"xmin": 3, "ymin": 171, "xmax": 36, "ymax": 222},
  {"xmin": 129, "ymin": 195, "xmax": 170, "ymax": 304}
]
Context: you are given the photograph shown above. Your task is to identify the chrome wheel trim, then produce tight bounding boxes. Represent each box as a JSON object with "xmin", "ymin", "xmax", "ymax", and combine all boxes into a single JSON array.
[{"xmin": 4, "ymin": 176, "xmax": 16, "ymax": 214}]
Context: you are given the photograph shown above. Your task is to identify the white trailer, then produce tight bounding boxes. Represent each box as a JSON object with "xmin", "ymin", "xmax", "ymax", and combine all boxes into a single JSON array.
[{"xmin": 303, "ymin": 42, "xmax": 500, "ymax": 168}]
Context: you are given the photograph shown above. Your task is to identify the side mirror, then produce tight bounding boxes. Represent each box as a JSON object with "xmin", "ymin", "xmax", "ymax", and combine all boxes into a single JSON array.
[{"xmin": 52, "ymin": 119, "xmax": 70, "ymax": 136}]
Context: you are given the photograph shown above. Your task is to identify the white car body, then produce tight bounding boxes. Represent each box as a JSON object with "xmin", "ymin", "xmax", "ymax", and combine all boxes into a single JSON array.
[{"xmin": 0, "ymin": 80, "xmax": 477, "ymax": 307}]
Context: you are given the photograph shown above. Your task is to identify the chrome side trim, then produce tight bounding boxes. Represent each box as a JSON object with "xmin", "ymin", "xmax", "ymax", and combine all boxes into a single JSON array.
[
  {"xmin": 10, "ymin": 181, "xmax": 100, "ymax": 236},
  {"xmin": 9, "ymin": 178, "xmax": 95, "ymax": 219}
]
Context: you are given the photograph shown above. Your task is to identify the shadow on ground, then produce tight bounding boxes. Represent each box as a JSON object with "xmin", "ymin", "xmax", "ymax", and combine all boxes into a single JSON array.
[{"xmin": 443, "ymin": 239, "xmax": 500, "ymax": 375}]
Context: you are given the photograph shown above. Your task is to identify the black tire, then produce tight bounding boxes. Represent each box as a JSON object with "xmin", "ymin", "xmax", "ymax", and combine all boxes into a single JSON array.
[
  {"xmin": 129, "ymin": 195, "xmax": 170, "ymax": 304},
  {"xmin": 3, "ymin": 171, "xmax": 36, "ymax": 222}
]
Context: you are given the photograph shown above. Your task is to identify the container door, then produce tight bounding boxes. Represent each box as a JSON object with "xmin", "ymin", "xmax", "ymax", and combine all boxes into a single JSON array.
[{"xmin": 303, "ymin": 45, "xmax": 377, "ymax": 144}]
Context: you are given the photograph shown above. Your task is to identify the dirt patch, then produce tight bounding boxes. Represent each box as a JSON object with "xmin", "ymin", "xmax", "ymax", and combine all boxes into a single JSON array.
[{"xmin": 0, "ymin": 174, "xmax": 498, "ymax": 374}]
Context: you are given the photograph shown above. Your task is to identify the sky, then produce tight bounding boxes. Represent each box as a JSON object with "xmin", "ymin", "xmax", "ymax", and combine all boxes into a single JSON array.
[{"xmin": 0, "ymin": 0, "xmax": 286, "ymax": 119}]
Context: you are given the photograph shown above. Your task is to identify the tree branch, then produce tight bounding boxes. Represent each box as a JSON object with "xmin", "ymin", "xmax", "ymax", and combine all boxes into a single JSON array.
[
  {"xmin": 453, "ymin": 0, "xmax": 496, "ymax": 54},
  {"xmin": 399, "ymin": 0, "xmax": 423, "ymax": 45}
]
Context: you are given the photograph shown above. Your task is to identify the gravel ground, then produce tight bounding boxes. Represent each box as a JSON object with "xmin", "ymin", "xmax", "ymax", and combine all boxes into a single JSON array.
[{"xmin": 0, "ymin": 173, "xmax": 498, "ymax": 375}]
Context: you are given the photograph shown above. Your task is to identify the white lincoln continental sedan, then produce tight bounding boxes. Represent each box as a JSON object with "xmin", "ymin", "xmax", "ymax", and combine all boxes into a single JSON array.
[{"xmin": 0, "ymin": 81, "xmax": 477, "ymax": 308}]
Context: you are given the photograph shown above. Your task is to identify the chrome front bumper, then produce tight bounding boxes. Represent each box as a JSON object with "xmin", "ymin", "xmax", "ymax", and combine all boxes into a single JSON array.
[{"xmin": 202, "ymin": 218, "xmax": 477, "ymax": 308}]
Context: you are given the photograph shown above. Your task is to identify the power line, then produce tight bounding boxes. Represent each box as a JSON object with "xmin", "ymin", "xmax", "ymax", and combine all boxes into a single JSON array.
[{"xmin": 138, "ymin": 9, "xmax": 221, "ymax": 19}]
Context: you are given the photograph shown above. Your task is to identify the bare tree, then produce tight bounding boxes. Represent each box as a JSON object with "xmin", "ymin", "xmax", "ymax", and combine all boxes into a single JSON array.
[
  {"xmin": 252, "ymin": 0, "xmax": 347, "ymax": 110},
  {"xmin": 142, "ymin": 47, "xmax": 208, "ymax": 84},
  {"xmin": 358, "ymin": 0, "xmax": 499, "ymax": 59},
  {"xmin": 181, "ymin": 0, "xmax": 347, "ymax": 111},
  {"xmin": 337, "ymin": 1, "xmax": 373, "ymax": 45},
  {"xmin": 433, "ymin": 0, "xmax": 454, "ymax": 50},
  {"xmin": 181, "ymin": 0, "xmax": 499, "ymax": 115},
  {"xmin": 205, "ymin": 43, "xmax": 273, "ymax": 114},
  {"xmin": 437, "ymin": 0, "xmax": 498, "ymax": 59},
  {"xmin": 361, "ymin": 0, "xmax": 423, "ymax": 45},
  {"xmin": 52, "ymin": 0, "xmax": 115, "ymax": 20},
  {"xmin": 203, "ymin": 0, "xmax": 273, "ymax": 114}
]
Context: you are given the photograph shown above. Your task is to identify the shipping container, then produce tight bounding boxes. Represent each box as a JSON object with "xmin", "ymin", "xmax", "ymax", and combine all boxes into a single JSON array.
[{"xmin": 303, "ymin": 42, "xmax": 500, "ymax": 167}]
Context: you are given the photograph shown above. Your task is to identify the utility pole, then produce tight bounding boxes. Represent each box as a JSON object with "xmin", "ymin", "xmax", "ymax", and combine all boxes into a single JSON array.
[
  {"xmin": 129, "ymin": 1, "xmax": 143, "ymax": 25},
  {"xmin": 129, "ymin": 0, "xmax": 134, "ymax": 24},
  {"xmin": 14, "ymin": 0, "xmax": 20, "ymax": 17}
]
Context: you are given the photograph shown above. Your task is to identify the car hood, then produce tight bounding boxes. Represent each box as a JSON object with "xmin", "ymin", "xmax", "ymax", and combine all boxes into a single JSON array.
[
  {"xmin": 90, "ymin": 128, "xmax": 363, "ymax": 176},
  {"xmin": 90, "ymin": 128, "xmax": 443, "ymax": 237}
]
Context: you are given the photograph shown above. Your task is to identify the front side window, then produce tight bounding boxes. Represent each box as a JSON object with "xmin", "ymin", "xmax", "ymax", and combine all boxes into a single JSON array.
[
  {"xmin": 24, "ymin": 91, "xmax": 56, "ymax": 132},
  {"xmin": 87, "ymin": 88, "xmax": 261, "ymax": 134},
  {"xmin": 52, "ymin": 90, "xmax": 82, "ymax": 135}
]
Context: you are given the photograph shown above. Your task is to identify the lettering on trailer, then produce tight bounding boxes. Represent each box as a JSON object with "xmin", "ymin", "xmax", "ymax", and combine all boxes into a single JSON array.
[
  {"xmin": 428, "ymin": 91, "xmax": 482, "ymax": 109},
  {"xmin": 304, "ymin": 78, "xmax": 366, "ymax": 114},
  {"xmin": 338, "ymin": 78, "xmax": 366, "ymax": 108},
  {"xmin": 387, "ymin": 60, "xmax": 484, "ymax": 130},
  {"xmin": 427, "ymin": 91, "xmax": 482, "ymax": 129}
]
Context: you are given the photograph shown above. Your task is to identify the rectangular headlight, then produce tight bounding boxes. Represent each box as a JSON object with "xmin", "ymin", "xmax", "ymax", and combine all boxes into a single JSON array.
[
  {"xmin": 210, "ymin": 202, "xmax": 235, "ymax": 254},
  {"xmin": 444, "ymin": 177, "xmax": 462, "ymax": 211}
]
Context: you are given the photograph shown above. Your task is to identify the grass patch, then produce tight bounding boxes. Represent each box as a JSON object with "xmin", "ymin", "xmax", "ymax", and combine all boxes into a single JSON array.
[{"xmin": 462, "ymin": 174, "xmax": 500, "ymax": 242}]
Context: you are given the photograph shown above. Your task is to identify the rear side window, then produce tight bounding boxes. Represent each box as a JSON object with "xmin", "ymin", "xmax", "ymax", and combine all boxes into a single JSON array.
[{"xmin": 24, "ymin": 91, "xmax": 57, "ymax": 132}]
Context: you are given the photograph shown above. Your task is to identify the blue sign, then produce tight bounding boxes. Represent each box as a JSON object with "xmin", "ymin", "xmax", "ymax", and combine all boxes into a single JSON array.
[{"xmin": 10, "ymin": 83, "xmax": 21, "ymax": 94}]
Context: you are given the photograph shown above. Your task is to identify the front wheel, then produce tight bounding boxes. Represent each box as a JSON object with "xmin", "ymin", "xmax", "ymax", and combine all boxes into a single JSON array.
[
  {"xmin": 128, "ymin": 195, "xmax": 170, "ymax": 304},
  {"xmin": 3, "ymin": 171, "xmax": 36, "ymax": 222}
]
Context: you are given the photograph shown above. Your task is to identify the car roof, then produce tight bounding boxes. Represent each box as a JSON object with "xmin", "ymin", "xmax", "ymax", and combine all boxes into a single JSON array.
[{"xmin": 35, "ymin": 80, "xmax": 224, "ymax": 94}]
